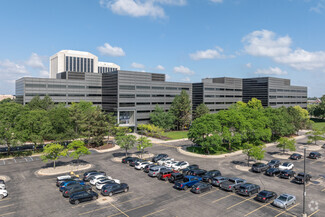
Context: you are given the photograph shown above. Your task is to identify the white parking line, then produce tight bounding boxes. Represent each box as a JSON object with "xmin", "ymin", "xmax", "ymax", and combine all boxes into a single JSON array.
[
  {"xmin": 2, "ymin": 160, "xmax": 5, "ymax": 165},
  {"xmin": 13, "ymin": 159, "xmax": 16, "ymax": 163},
  {"xmin": 24, "ymin": 158, "xmax": 28, "ymax": 162},
  {"xmin": 29, "ymin": 156, "xmax": 33, "ymax": 161}
]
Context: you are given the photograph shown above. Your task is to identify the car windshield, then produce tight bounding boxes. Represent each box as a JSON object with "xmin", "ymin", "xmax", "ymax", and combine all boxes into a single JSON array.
[
  {"xmin": 278, "ymin": 196, "xmax": 287, "ymax": 201},
  {"xmin": 229, "ymin": 179, "xmax": 236, "ymax": 183},
  {"xmin": 269, "ymin": 160, "xmax": 276, "ymax": 164},
  {"xmin": 183, "ymin": 178, "xmax": 189, "ymax": 182},
  {"xmin": 175, "ymin": 162, "xmax": 182, "ymax": 166},
  {"xmin": 150, "ymin": 168, "xmax": 159, "ymax": 172},
  {"xmin": 239, "ymin": 186, "xmax": 246, "ymax": 189},
  {"xmin": 259, "ymin": 192, "xmax": 267, "ymax": 197},
  {"xmin": 282, "ymin": 162, "xmax": 289, "ymax": 166}
]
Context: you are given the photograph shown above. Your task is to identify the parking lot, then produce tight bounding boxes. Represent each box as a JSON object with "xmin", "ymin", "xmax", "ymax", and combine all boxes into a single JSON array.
[{"xmin": 0, "ymin": 134, "xmax": 324, "ymax": 217}]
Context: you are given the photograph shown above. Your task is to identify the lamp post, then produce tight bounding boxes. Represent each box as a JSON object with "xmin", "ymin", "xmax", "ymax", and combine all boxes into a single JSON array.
[{"xmin": 302, "ymin": 147, "xmax": 307, "ymax": 217}]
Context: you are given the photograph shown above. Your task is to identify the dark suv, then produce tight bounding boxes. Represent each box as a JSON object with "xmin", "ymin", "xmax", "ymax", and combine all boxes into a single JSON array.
[
  {"xmin": 237, "ymin": 183, "xmax": 260, "ymax": 197},
  {"xmin": 63, "ymin": 184, "xmax": 92, "ymax": 198},
  {"xmin": 202, "ymin": 170, "xmax": 222, "ymax": 183},
  {"xmin": 267, "ymin": 160, "xmax": 281, "ymax": 168},
  {"xmin": 143, "ymin": 164, "xmax": 158, "ymax": 173},
  {"xmin": 293, "ymin": 173, "xmax": 312, "ymax": 184},
  {"xmin": 182, "ymin": 165, "xmax": 199, "ymax": 175},
  {"xmin": 168, "ymin": 173, "xmax": 184, "ymax": 183},
  {"xmin": 290, "ymin": 153, "xmax": 302, "ymax": 160},
  {"xmin": 152, "ymin": 154, "xmax": 168, "ymax": 163},
  {"xmin": 101, "ymin": 183, "xmax": 129, "ymax": 197},
  {"xmin": 309, "ymin": 152, "xmax": 322, "ymax": 159},
  {"xmin": 188, "ymin": 169, "xmax": 207, "ymax": 177},
  {"xmin": 279, "ymin": 170, "xmax": 295, "ymax": 179},
  {"xmin": 251, "ymin": 163, "xmax": 269, "ymax": 173},
  {"xmin": 265, "ymin": 167, "xmax": 281, "ymax": 177},
  {"xmin": 255, "ymin": 190, "xmax": 277, "ymax": 203},
  {"xmin": 122, "ymin": 157, "xmax": 135, "ymax": 164},
  {"xmin": 69, "ymin": 191, "xmax": 98, "ymax": 205}
]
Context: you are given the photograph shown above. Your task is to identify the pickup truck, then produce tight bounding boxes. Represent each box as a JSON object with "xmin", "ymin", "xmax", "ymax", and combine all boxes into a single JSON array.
[
  {"xmin": 220, "ymin": 178, "xmax": 246, "ymax": 192},
  {"xmin": 173, "ymin": 176, "xmax": 202, "ymax": 190}
]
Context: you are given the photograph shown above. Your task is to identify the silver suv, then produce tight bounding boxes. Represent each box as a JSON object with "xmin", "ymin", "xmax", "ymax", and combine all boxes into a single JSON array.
[{"xmin": 148, "ymin": 166, "xmax": 166, "ymax": 177}]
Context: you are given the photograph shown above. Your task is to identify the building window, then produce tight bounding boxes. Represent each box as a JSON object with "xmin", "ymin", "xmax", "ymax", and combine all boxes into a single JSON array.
[
  {"xmin": 225, "ymin": 102, "xmax": 233, "ymax": 104},
  {"xmin": 25, "ymin": 83, "xmax": 46, "ymax": 88},
  {"xmin": 215, "ymin": 102, "xmax": 224, "ymax": 104},
  {"xmin": 65, "ymin": 56, "xmax": 68, "ymax": 71},
  {"xmin": 119, "ymin": 94, "xmax": 135, "ymax": 98},
  {"xmin": 152, "ymin": 86, "xmax": 164, "ymax": 90},
  {"xmin": 48, "ymin": 84, "xmax": 66, "ymax": 88},
  {"xmin": 216, "ymin": 88, "xmax": 225, "ymax": 91},
  {"xmin": 119, "ymin": 103, "xmax": 135, "ymax": 107},
  {"xmin": 68, "ymin": 85, "xmax": 85, "ymax": 89},
  {"xmin": 119, "ymin": 85, "xmax": 135, "ymax": 90},
  {"xmin": 73, "ymin": 57, "xmax": 76, "ymax": 71},
  {"xmin": 26, "ymin": 93, "xmax": 45, "ymax": 96},
  {"xmin": 216, "ymin": 95, "xmax": 225, "ymax": 98},
  {"xmin": 136, "ymin": 94, "xmax": 150, "ymax": 97},
  {"xmin": 87, "ymin": 86, "xmax": 101, "ymax": 89},
  {"xmin": 269, "ymin": 89, "xmax": 276, "ymax": 92},
  {"xmin": 235, "ymin": 95, "xmax": 242, "ymax": 98},
  {"xmin": 152, "ymin": 102, "xmax": 164, "ymax": 105},
  {"xmin": 137, "ymin": 102, "xmax": 150, "ymax": 105},
  {"xmin": 68, "ymin": 94, "xmax": 84, "ymax": 97},
  {"xmin": 205, "ymin": 102, "xmax": 214, "ymax": 105},
  {"xmin": 87, "ymin": 94, "xmax": 102, "ymax": 97},
  {"xmin": 205, "ymin": 95, "xmax": 214, "ymax": 98},
  {"xmin": 225, "ymin": 95, "xmax": 234, "ymax": 98},
  {"xmin": 205, "ymin": 88, "xmax": 214, "ymax": 91},
  {"xmin": 235, "ymin": 89, "xmax": 242, "ymax": 91},
  {"xmin": 166, "ymin": 87, "xmax": 178, "ymax": 90},
  {"xmin": 152, "ymin": 94, "xmax": 164, "ymax": 97},
  {"xmin": 77, "ymin": 57, "xmax": 80, "ymax": 72},
  {"xmin": 81, "ymin": 58, "xmax": 83, "ymax": 72},
  {"xmin": 165, "ymin": 94, "xmax": 176, "ymax": 97},
  {"xmin": 166, "ymin": 102, "xmax": 172, "ymax": 105},
  {"xmin": 180, "ymin": 87, "xmax": 190, "ymax": 90},
  {"xmin": 226, "ymin": 88, "xmax": 234, "ymax": 91},
  {"xmin": 137, "ymin": 110, "xmax": 150, "ymax": 113},
  {"xmin": 91, "ymin": 59, "xmax": 93, "ymax": 72},
  {"xmin": 136, "ymin": 86, "xmax": 150, "ymax": 89},
  {"xmin": 137, "ymin": 118, "xmax": 150, "ymax": 121},
  {"xmin": 88, "ymin": 59, "xmax": 90, "ymax": 73},
  {"xmin": 70, "ymin": 57, "xmax": 72, "ymax": 71}
]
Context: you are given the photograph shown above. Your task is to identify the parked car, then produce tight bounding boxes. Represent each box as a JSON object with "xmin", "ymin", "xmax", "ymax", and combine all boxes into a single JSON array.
[
  {"xmin": 220, "ymin": 178, "xmax": 246, "ymax": 192},
  {"xmin": 90, "ymin": 176, "xmax": 119, "ymax": 186},
  {"xmin": 57, "ymin": 174, "xmax": 79, "ymax": 182},
  {"xmin": 128, "ymin": 158, "xmax": 140, "ymax": 166},
  {"xmin": 83, "ymin": 171, "xmax": 106, "ymax": 181},
  {"xmin": 279, "ymin": 170, "xmax": 295, "ymax": 179},
  {"xmin": 182, "ymin": 165, "xmax": 199, "ymax": 175},
  {"xmin": 0, "ymin": 180, "xmax": 5, "ymax": 190},
  {"xmin": 309, "ymin": 152, "xmax": 322, "ymax": 159},
  {"xmin": 172, "ymin": 161, "xmax": 189, "ymax": 170},
  {"xmin": 293, "ymin": 173, "xmax": 312, "ymax": 184},
  {"xmin": 152, "ymin": 154, "xmax": 168, "ymax": 163},
  {"xmin": 59, "ymin": 181, "xmax": 85, "ymax": 192},
  {"xmin": 96, "ymin": 179, "xmax": 119, "ymax": 190},
  {"xmin": 121, "ymin": 157, "xmax": 135, "ymax": 164},
  {"xmin": 83, "ymin": 170, "xmax": 98, "ymax": 178},
  {"xmin": 279, "ymin": 162, "xmax": 294, "ymax": 170},
  {"xmin": 267, "ymin": 160, "xmax": 281, "ymax": 168},
  {"xmin": 148, "ymin": 166, "xmax": 167, "ymax": 177},
  {"xmin": 202, "ymin": 170, "xmax": 222, "ymax": 183},
  {"xmin": 188, "ymin": 169, "xmax": 207, "ymax": 177},
  {"xmin": 0, "ymin": 189, "xmax": 8, "ymax": 199},
  {"xmin": 168, "ymin": 173, "xmax": 185, "ymax": 183},
  {"xmin": 157, "ymin": 157, "xmax": 174, "ymax": 166},
  {"xmin": 62, "ymin": 184, "xmax": 92, "ymax": 198},
  {"xmin": 143, "ymin": 164, "xmax": 158, "ymax": 173},
  {"xmin": 165, "ymin": 160, "xmax": 179, "ymax": 168},
  {"xmin": 251, "ymin": 163, "xmax": 269, "ymax": 173},
  {"xmin": 56, "ymin": 178, "xmax": 80, "ymax": 187},
  {"xmin": 211, "ymin": 176, "xmax": 229, "ymax": 187},
  {"xmin": 255, "ymin": 190, "xmax": 277, "ymax": 203},
  {"xmin": 272, "ymin": 194, "xmax": 296, "ymax": 209},
  {"xmin": 237, "ymin": 183, "xmax": 260, "ymax": 197},
  {"xmin": 135, "ymin": 161, "xmax": 152, "ymax": 170},
  {"xmin": 265, "ymin": 167, "xmax": 281, "ymax": 177},
  {"xmin": 290, "ymin": 153, "xmax": 302, "ymax": 160},
  {"xmin": 322, "ymin": 144, "xmax": 325, "ymax": 149},
  {"xmin": 101, "ymin": 183, "xmax": 129, "ymax": 197},
  {"xmin": 129, "ymin": 158, "xmax": 144, "ymax": 167},
  {"xmin": 190, "ymin": 182, "xmax": 212, "ymax": 194},
  {"xmin": 174, "ymin": 176, "xmax": 202, "ymax": 190},
  {"xmin": 157, "ymin": 168, "xmax": 176, "ymax": 181},
  {"xmin": 69, "ymin": 191, "xmax": 98, "ymax": 205}
]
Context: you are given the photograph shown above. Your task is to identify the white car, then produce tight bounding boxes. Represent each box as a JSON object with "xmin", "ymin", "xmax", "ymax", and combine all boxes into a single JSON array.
[
  {"xmin": 172, "ymin": 161, "xmax": 189, "ymax": 170},
  {"xmin": 0, "ymin": 184, "xmax": 5, "ymax": 190},
  {"xmin": 135, "ymin": 161, "xmax": 152, "ymax": 170},
  {"xmin": 56, "ymin": 175, "xmax": 73, "ymax": 181},
  {"xmin": 165, "ymin": 161, "xmax": 179, "ymax": 168},
  {"xmin": 89, "ymin": 175, "xmax": 109, "ymax": 185},
  {"xmin": 96, "ymin": 179, "xmax": 120, "ymax": 190},
  {"xmin": 157, "ymin": 157, "xmax": 174, "ymax": 166},
  {"xmin": 0, "ymin": 189, "xmax": 8, "ymax": 199},
  {"xmin": 279, "ymin": 162, "xmax": 294, "ymax": 170}
]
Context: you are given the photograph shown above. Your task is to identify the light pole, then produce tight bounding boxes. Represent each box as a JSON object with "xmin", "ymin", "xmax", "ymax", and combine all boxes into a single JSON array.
[{"xmin": 302, "ymin": 147, "xmax": 307, "ymax": 217}]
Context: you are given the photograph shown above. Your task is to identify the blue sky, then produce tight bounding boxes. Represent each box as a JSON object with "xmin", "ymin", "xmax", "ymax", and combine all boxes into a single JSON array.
[{"xmin": 1, "ymin": 0, "xmax": 325, "ymax": 97}]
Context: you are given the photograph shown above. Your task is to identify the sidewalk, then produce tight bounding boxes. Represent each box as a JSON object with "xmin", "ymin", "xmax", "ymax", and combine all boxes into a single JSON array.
[{"xmin": 130, "ymin": 133, "xmax": 189, "ymax": 144}]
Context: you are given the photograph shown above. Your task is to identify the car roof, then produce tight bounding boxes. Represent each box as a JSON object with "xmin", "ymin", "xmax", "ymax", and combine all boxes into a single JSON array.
[
  {"xmin": 280, "ymin": 193, "xmax": 293, "ymax": 197},
  {"xmin": 310, "ymin": 151, "xmax": 319, "ymax": 154}
]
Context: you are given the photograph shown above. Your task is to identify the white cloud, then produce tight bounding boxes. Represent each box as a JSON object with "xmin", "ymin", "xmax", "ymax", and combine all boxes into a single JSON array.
[
  {"xmin": 189, "ymin": 46, "xmax": 234, "ymax": 60},
  {"xmin": 181, "ymin": 77, "xmax": 190, "ymax": 82},
  {"xmin": 245, "ymin": 63, "xmax": 252, "ymax": 68},
  {"xmin": 254, "ymin": 67, "xmax": 288, "ymax": 75},
  {"xmin": 26, "ymin": 53, "xmax": 45, "ymax": 69},
  {"xmin": 97, "ymin": 43, "xmax": 125, "ymax": 57},
  {"xmin": 173, "ymin": 65, "xmax": 195, "ymax": 75},
  {"xmin": 0, "ymin": 59, "xmax": 28, "ymax": 74},
  {"xmin": 310, "ymin": 0, "xmax": 325, "ymax": 13},
  {"xmin": 242, "ymin": 29, "xmax": 292, "ymax": 57},
  {"xmin": 99, "ymin": 0, "xmax": 186, "ymax": 18},
  {"xmin": 156, "ymin": 65, "xmax": 165, "ymax": 70},
  {"xmin": 210, "ymin": 0, "xmax": 223, "ymax": 3},
  {"xmin": 165, "ymin": 74, "xmax": 171, "ymax": 80},
  {"xmin": 242, "ymin": 29, "xmax": 325, "ymax": 71},
  {"xmin": 40, "ymin": 70, "xmax": 50, "ymax": 77},
  {"xmin": 131, "ymin": 62, "xmax": 145, "ymax": 69}
]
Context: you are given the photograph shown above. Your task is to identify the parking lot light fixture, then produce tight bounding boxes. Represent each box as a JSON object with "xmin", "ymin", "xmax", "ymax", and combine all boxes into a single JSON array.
[{"xmin": 302, "ymin": 148, "xmax": 307, "ymax": 217}]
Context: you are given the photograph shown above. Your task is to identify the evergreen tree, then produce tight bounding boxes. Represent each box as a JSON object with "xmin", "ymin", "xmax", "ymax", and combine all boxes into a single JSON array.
[
  {"xmin": 193, "ymin": 103, "xmax": 210, "ymax": 120},
  {"xmin": 150, "ymin": 105, "xmax": 175, "ymax": 130},
  {"xmin": 169, "ymin": 90, "xmax": 191, "ymax": 130}
]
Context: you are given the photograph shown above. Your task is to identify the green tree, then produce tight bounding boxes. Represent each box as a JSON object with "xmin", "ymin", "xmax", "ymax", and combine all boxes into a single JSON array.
[
  {"xmin": 287, "ymin": 106, "xmax": 310, "ymax": 134},
  {"xmin": 67, "ymin": 140, "xmax": 91, "ymax": 165},
  {"xmin": 276, "ymin": 137, "xmax": 296, "ymax": 154},
  {"xmin": 0, "ymin": 98, "xmax": 14, "ymax": 104},
  {"xmin": 48, "ymin": 104, "xmax": 74, "ymax": 141},
  {"xmin": 69, "ymin": 101, "xmax": 94, "ymax": 137},
  {"xmin": 116, "ymin": 134, "xmax": 137, "ymax": 156},
  {"xmin": 193, "ymin": 103, "xmax": 210, "ymax": 120},
  {"xmin": 28, "ymin": 95, "xmax": 54, "ymax": 111},
  {"xmin": 247, "ymin": 98, "xmax": 264, "ymax": 110},
  {"xmin": 169, "ymin": 90, "xmax": 191, "ymax": 130},
  {"xmin": 149, "ymin": 105, "xmax": 175, "ymax": 130},
  {"xmin": 137, "ymin": 136, "xmax": 152, "ymax": 158},
  {"xmin": 107, "ymin": 112, "xmax": 118, "ymax": 139},
  {"xmin": 307, "ymin": 129, "xmax": 325, "ymax": 145},
  {"xmin": 243, "ymin": 143, "xmax": 265, "ymax": 166},
  {"xmin": 41, "ymin": 143, "xmax": 68, "ymax": 169}
]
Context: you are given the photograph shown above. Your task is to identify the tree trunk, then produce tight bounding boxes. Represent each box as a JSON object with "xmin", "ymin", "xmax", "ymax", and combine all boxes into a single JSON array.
[
  {"xmin": 247, "ymin": 156, "xmax": 250, "ymax": 166},
  {"xmin": 126, "ymin": 148, "xmax": 128, "ymax": 156},
  {"xmin": 283, "ymin": 146, "xmax": 285, "ymax": 154},
  {"xmin": 53, "ymin": 160, "xmax": 56, "ymax": 169}
]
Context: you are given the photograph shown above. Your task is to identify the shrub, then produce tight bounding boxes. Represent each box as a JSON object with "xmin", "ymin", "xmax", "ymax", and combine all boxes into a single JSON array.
[{"xmin": 137, "ymin": 124, "xmax": 164, "ymax": 138}]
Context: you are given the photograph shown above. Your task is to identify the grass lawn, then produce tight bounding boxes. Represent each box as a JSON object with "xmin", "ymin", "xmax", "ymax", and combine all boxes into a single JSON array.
[
  {"xmin": 162, "ymin": 130, "xmax": 188, "ymax": 140},
  {"xmin": 311, "ymin": 118, "xmax": 325, "ymax": 130}
]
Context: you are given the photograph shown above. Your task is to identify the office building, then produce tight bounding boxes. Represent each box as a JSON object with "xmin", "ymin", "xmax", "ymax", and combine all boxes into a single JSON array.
[
  {"xmin": 243, "ymin": 77, "xmax": 307, "ymax": 109},
  {"xmin": 192, "ymin": 77, "xmax": 243, "ymax": 113}
]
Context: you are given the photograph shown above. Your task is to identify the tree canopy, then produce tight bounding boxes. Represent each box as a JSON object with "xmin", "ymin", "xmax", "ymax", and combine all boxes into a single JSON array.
[{"xmin": 169, "ymin": 90, "xmax": 191, "ymax": 130}]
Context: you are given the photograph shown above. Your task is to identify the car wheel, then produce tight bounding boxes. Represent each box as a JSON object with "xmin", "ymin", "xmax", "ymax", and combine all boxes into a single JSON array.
[
  {"xmin": 273, "ymin": 173, "xmax": 275, "ymax": 177},
  {"xmin": 284, "ymin": 205, "xmax": 287, "ymax": 209},
  {"xmin": 0, "ymin": 195, "xmax": 3, "ymax": 199},
  {"xmin": 232, "ymin": 188, "xmax": 236, "ymax": 193},
  {"xmin": 248, "ymin": 192, "xmax": 252, "ymax": 197},
  {"xmin": 93, "ymin": 196, "xmax": 97, "ymax": 200},
  {"xmin": 75, "ymin": 200, "xmax": 79, "ymax": 205},
  {"xmin": 109, "ymin": 192, "xmax": 113, "ymax": 197},
  {"xmin": 208, "ymin": 179, "xmax": 212, "ymax": 183},
  {"xmin": 184, "ymin": 186, "xmax": 188, "ymax": 191},
  {"xmin": 124, "ymin": 188, "xmax": 128, "ymax": 193}
]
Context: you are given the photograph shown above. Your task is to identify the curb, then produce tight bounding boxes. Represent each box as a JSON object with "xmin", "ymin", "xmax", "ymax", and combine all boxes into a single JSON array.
[
  {"xmin": 36, "ymin": 164, "xmax": 93, "ymax": 176},
  {"xmin": 90, "ymin": 145, "xmax": 120, "ymax": 153}
]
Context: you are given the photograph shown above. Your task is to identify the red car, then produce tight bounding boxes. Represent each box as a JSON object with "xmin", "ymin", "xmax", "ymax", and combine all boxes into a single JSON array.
[{"xmin": 157, "ymin": 169, "xmax": 178, "ymax": 181}]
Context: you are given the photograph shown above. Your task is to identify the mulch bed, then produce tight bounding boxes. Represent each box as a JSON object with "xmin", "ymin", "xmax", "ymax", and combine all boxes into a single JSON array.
[{"xmin": 87, "ymin": 143, "xmax": 115, "ymax": 150}]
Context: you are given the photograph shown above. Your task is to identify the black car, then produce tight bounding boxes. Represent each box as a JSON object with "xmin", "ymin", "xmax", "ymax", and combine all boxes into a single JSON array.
[
  {"xmin": 267, "ymin": 160, "xmax": 281, "ymax": 168},
  {"xmin": 129, "ymin": 158, "xmax": 144, "ymax": 167},
  {"xmin": 152, "ymin": 154, "xmax": 168, "ymax": 163},
  {"xmin": 127, "ymin": 158, "xmax": 140, "ymax": 166},
  {"xmin": 202, "ymin": 170, "xmax": 222, "ymax": 183},
  {"xmin": 0, "ymin": 179, "xmax": 4, "ymax": 185},
  {"xmin": 290, "ymin": 153, "xmax": 302, "ymax": 160},
  {"xmin": 279, "ymin": 170, "xmax": 295, "ymax": 179},
  {"xmin": 189, "ymin": 169, "xmax": 207, "ymax": 177},
  {"xmin": 143, "ymin": 164, "xmax": 157, "ymax": 173},
  {"xmin": 168, "ymin": 173, "xmax": 184, "ymax": 183},
  {"xmin": 63, "ymin": 184, "xmax": 92, "ymax": 198},
  {"xmin": 69, "ymin": 191, "xmax": 98, "ymax": 205},
  {"xmin": 293, "ymin": 173, "xmax": 312, "ymax": 184},
  {"xmin": 255, "ymin": 190, "xmax": 277, "ymax": 203},
  {"xmin": 83, "ymin": 171, "xmax": 106, "ymax": 181},
  {"xmin": 322, "ymin": 144, "xmax": 325, "ymax": 149},
  {"xmin": 211, "ymin": 176, "xmax": 229, "ymax": 187},
  {"xmin": 251, "ymin": 163, "xmax": 269, "ymax": 173},
  {"xmin": 237, "ymin": 183, "xmax": 260, "ymax": 197},
  {"xmin": 190, "ymin": 182, "xmax": 212, "ymax": 194},
  {"xmin": 122, "ymin": 157, "xmax": 135, "ymax": 164},
  {"xmin": 309, "ymin": 152, "xmax": 322, "ymax": 159},
  {"xmin": 182, "ymin": 165, "xmax": 199, "ymax": 175},
  {"xmin": 265, "ymin": 167, "xmax": 281, "ymax": 177},
  {"xmin": 101, "ymin": 183, "xmax": 129, "ymax": 196}
]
